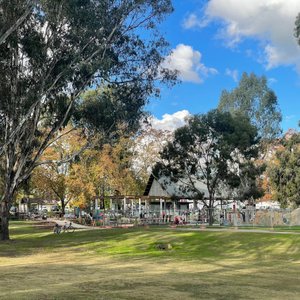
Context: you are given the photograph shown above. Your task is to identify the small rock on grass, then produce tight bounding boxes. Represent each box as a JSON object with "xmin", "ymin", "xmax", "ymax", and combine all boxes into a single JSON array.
[{"xmin": 156, "ymin": 243, "xmax": 172, "ymax": 250}]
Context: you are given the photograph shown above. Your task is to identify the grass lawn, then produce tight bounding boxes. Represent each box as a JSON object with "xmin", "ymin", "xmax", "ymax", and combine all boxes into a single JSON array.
[
  {"xmin": 0, "ymin": 221, "xmax": 300, "ymax": 300},
  {"xmin": 176, "ymin": 225, "xmax": 300, "ymax": 232}
]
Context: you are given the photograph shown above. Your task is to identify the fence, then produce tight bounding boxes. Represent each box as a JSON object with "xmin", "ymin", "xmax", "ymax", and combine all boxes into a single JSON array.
[
  {"xmin": 87, "ymin": 207, "xmax": 300, "ymax": 227},
  {"xmin": 183, "ymin": 207, "xmax": 300, "ymax": 227}
]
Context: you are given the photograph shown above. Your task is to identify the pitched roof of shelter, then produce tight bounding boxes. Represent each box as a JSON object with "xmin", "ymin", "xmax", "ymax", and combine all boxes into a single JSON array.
[{"xmin": 143, "ymin": 174, "xmax": 211, "ymax": 199}]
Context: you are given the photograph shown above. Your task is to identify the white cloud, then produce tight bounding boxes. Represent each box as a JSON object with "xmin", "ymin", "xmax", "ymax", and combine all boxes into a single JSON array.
[
  {"xmin": 150, "ymin": 110, "xmax": 191, "ymax": 131},
  {"xmin": 268, "ymin": 77, "xmax": 278, "ymax": 84},
  {"xmin": 285, "ymin": 115, "xmax": 295, "ymax": 121},
  {"xmin": 182, "ymin": 13, "xmax": 208, "ymax": 29},
  {"xmin": 185, "ymin": 0, "xmax": 300, "ymax": 71},
  {"xmin": 163, "ymin": 44, "xmax": 218, "ymax": 83},
  {"xmin": 225, "ymin": 68, "xmax": 239, "ymax": 82}
]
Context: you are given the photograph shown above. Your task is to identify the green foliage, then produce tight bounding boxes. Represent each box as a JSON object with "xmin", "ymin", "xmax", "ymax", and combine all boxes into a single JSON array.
[
  {"xmin": 155, "ymin": 110, "xmax": 260, "ymax": 224},
  {"xmin": 0, "ymin": 0, "xmax": 176, "ymax": 239},
  {"xmin": 74, "ymin": 86, "xmax": 146, "ymax": 143},
  {"xmin": 218, "ymin": 72, "xmax": 282, "ymax": 141},
  {"xmin": 268, "ymin": 133, "xmax": 300, "ymax": 207}
]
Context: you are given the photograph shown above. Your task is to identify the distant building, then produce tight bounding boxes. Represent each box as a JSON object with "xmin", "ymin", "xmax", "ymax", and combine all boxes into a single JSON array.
[
  {"xmin": 255, "ymin": 200, "xmax": 281, "ymax": 210},
  {"xmin": 143, "ymin": 174, "xmax": 233, "ymax": 212},
  {"xmin": 19, "ymin": 198, "xmax": 59, "ymax": 213}
]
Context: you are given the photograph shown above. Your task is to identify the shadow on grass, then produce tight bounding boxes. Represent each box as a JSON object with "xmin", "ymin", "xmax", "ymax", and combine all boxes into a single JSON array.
[
  {"xmin": 0, "ymin": 252, "xmax": 300, "ymax": 300},
  {"xmin": 1, "ymin": 222, "xmax": 300, "ymax": 265}
]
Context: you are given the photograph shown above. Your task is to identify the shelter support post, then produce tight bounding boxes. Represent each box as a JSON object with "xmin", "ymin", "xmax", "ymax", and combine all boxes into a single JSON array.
[
  {"xmin": 139, "ymin": 198, "xmax": 141, "ymax": 218},
  {"xmin": 131, "ymin": 199, "xmax": 134, "ymax": 216},
  {"xmin": 123, "ymin": 198, "xmax": 126, "ymax": 212},
  {"xmin": 160, "ymin": 198, "xmax": 163, "ymax": 219}
]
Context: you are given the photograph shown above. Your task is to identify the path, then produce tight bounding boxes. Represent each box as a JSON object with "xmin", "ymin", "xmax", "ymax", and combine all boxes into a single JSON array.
[{"xmin": 48, "ymin": 218, "xmax": 96, "ymax": 229}]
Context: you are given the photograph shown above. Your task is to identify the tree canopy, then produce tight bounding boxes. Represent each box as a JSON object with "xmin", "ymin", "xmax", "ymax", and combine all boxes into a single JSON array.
[
  {"xmin": 268, "ymin": 133, "xmax": 300, "ymax": 208},
  {"xmin": 218, "ymin": 72, "xmax": 282, "ymax": 141},
  {"xmin": 30, "ymin": 127, "xmax": 86, "ymax": 214},
  {"xmin": 0, "ymin": 0, "xmax": 176, "ymax": 240},
  {"xmin": 154, "ymin": 110, "xmax": 260, "ymax": 225},
  {"xmin": 131, "ymin": 123, "xmax": 174, "ymax": 185},
  {"xmin": 67, "ymin": 136, "xmax": 144, "ymax": 209}
]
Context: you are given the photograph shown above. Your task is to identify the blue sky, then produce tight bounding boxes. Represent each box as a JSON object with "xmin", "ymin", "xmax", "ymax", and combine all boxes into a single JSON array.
[{"xmin": 147, "ymin": 0, "xmax": 300, "ymax": 133}]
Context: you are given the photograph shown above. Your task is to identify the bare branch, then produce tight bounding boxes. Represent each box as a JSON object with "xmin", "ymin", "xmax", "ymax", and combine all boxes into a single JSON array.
[
  {"xmin": 44, "ymin": 127, "xmax": 77, "ymax": 149},
  {"xmin": 34, "ymin": 140, "xmax": 90, "ymax": 168}
]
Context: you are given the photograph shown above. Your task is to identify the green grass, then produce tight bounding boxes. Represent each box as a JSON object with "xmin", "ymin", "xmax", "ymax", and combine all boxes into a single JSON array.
[
  {"xmin": 176, "ymin": 224, "xmax": 300, "ymax": 232},
  {"xmin": 0, "ymin": 221, "xmax": 300, "ymax": 299},
  {"xmin": 225, "ymin": 225, "xmax": 300, "ymax": 231}
]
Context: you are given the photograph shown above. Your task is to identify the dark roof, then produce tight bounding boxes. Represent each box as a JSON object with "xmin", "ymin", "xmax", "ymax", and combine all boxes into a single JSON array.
[{"xmin": 143, "ymin": 174, "xmax": 155, "ymax": 196}]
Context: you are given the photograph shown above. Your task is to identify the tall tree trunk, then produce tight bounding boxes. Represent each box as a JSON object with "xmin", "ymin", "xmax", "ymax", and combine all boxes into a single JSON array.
[
  {"xmin": 208, "ymin": 197, "xmax": 214, "ymax": 226},
  {"xmin": 61, "ymin": 200, "xmax": 65, "ymax": 215},
  {"xmin": 102, "ymin": 197, "xmax": 105, "ymax": 210},
  {"xmin": 208, "ymin": 208, "xmax": 214, "ymax": 226},
  {"xmin": 1, "ymin": 200, "xmax": 10, "ymax": 241}
]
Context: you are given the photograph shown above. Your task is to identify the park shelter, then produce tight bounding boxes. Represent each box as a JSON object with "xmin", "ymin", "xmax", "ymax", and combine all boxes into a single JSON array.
[
  {"xmin": 143, "ymin": 173, "xmax": 210, "ymax": 199},
  {"xmin": 141, "ymin": 174, "xmax": 257, "ymax": 225},
  {"xmin": 102, "ymin": 173, "xmax": 200, "ymax": 219},
  {"xmin": 142, "ymin": 174, "xmax": 211, "ymax": 215}
]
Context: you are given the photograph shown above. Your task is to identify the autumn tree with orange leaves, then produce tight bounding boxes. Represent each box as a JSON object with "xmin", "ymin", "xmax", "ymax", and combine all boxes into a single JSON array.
[
  {"xmin": 30, "ymin": 127, "xmax": 87, "ymax": 214},
  {"xmin": 267, "ymin": 132, "xmax": 300, "ymax": 208},
  {"xmin": 68, "ymin": 137, "xmax": 143, "ymax": 209}
]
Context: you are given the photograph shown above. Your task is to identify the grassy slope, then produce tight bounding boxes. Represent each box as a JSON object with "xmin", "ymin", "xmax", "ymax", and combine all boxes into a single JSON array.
[{"xmin": 0, "ymin": 221, "xmax": 300, "ymax": 300}]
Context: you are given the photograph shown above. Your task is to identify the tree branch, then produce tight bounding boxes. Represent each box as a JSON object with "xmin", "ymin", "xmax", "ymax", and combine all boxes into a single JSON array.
[{"xmin": 0, "ymin": 1, "xmax": 33, "ymax": 45}]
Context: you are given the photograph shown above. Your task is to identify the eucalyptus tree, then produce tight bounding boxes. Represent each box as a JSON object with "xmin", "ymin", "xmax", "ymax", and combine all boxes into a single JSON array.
[
  {"xmin": 155, "ymin": 110, "xmax": 259, "ymax": 225},
  {"xmin": 218, "ymin": 72, "xmax": 282, "ymax": 141},
  {"xmin": 131, "ymin": 123, "xmax": 174, "ymax": 185},
  {"xmin": 268, "ymin": 133, "xmax": 300, "ymax": 208},
  {"xmin": 0, "ymin": 0, "xmax": 176, "ymax": 240}
]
